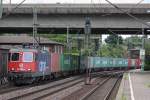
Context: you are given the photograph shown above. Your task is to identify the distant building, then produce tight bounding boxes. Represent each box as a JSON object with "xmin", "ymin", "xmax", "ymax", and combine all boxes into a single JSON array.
[{"xmin": 0, "ymin": 35, "xmax": 64, "ymax": 54}]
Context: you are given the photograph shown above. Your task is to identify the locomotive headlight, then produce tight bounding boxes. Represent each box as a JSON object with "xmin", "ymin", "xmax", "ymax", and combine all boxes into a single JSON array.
[
  {"xmin": 19, "ymin": 63, "xmax": 23, "ymax": 68},
  {"xmin": 28, "ymin": 69, "xmax": 31, "ymax": 71},
  {"xmin": 11, "ymin": 68, "xmax": 14, "ymax": 71}
]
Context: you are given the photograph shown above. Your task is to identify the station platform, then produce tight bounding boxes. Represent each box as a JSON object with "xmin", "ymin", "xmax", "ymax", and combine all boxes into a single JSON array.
[{"xmin": 116, "ymin": 69, "xmax": 150, "ymax": 100}]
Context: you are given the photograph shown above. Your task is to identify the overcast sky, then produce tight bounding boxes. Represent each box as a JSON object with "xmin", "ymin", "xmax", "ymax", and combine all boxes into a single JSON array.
[{"xmin": 2, "ymin": 0, "xmax": 150, "ymax": 4}]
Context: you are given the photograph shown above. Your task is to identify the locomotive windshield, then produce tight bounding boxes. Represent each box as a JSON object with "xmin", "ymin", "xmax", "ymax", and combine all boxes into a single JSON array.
[
  {"xmin": 130, "ymin": 50, "xmax": 140, "ymax": 59},
  {"xmin": 22, "ymin": 52, "xmax": 33, "ymax": 62},
  {"xmin": 11, "ymin": 53, "xmax": 19, "ymax": 61}
]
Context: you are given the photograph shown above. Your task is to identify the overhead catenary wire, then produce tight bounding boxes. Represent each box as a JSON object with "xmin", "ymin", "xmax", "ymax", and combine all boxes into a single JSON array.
[
  {"xmin": 2, "ymin": 0, "xmax": 27, "ymax": 19},
  {"xmin": 90, "ymin": 0, "xmax": 145, "ymax": 17},
  {"xmin": 1, "ymin": 0, "xmax": 41, "ymax": 48},
  {"xmin": 105, "ymin": 0, "xmax": 148, "ymax": 52},
  {"xmin": 105, "ymin": 0, "xmax": 150, "ymax": 28},
  {"xmin": 124, "ymin": 0, "xmax": 144, "ymax": 13}
]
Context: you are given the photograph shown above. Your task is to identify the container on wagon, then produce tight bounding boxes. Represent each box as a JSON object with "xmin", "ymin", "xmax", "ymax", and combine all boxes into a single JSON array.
[
  {"xmin": 37, "ymin": 51, "xmax": 51, "ymax": 73},
  {"xmin": 93, "ymin": 57, "xmax": 110, "ymax": 68},
  {"xmin": 60, "ymin": 54, "xmax": 71, "ymax": 72},
  {"xmin": 114, "ymin": 58, "xmax": 128, "ymax": 68},
  {"xmin": 51, "ymin": 53, "xmax": 60, "ymax": 73},
  {"xmin": 71, "ymin": 55, "xmax": 79, "ymax": 71},
  {"xmin": 80, "ymin": 56, "xmax": 87, "ymax": 70}
]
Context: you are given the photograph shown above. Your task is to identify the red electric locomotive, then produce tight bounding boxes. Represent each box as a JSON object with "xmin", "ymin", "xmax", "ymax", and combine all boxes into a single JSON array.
[
  {"xmin": 8, "ymin": 48, "xmax": 51, "ymax": 85},
  {"xmin": 128, "ymin": 48, "xmax": 145, "ymax": 69}
]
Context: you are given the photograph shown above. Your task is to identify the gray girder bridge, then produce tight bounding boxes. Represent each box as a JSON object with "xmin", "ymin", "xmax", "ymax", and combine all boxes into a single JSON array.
[{"xmin": 0, "ymin": 4, "xmax": 150, "ymax": 34}]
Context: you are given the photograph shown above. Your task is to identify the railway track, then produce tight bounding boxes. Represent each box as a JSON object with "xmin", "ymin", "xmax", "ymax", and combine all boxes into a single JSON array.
[
  {"xmin": 80, "ymin": 72, "xmax": 123, "ymax": 100},
  {"xmin": 104, "ymin": 76, "xmax": 121, "ymax": 100},
  {"xmin": 10, "ymin": 78, "xmax": 84, "ymax": 100},
  {"xmin": 0, "ymin": 83, "xmax": 38, "ymax": 95},
  {"xmin": 0, "ymin": 85, "xmax": 28, "ymax": 94},
  {"xmin": 0, "ymin": 80, "xmax": 54, "ymax": 95},
  {"xmin": 0, "ymin": 71, "xmax": 114, "ymax": 95},
  {"xmin": 60, "ymin": 71, "xmax": 123, "ymax": 100},
  {"xmin": 0, "ymin": 71, "xmax": 123, "ymax": 100},
  {"xmin": 0, "ymin": 75, "xmax": 83, "ymax": 100}
]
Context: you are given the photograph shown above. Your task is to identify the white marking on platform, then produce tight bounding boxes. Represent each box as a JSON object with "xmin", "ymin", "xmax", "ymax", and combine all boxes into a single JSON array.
[{"xmin": 128, "ymin": 73, "xmax": 135, "ymax": 100}]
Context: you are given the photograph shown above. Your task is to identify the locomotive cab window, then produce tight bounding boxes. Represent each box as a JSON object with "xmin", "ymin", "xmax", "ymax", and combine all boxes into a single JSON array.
[
  {"xmin": 11, "ymin": 53, "xmax": 19, "ymax": 61},
  {"xmin": 23, "ymin": 52, "xmax": 33, "ymax": 62}
]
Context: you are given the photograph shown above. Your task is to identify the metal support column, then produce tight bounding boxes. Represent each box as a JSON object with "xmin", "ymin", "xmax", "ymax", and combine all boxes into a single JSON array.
[
  {"xmin": 67, "ymin": 26, "xmax": 70, "ymax": 51},
  {"xmin": 84, "ymin": 17, "xmax": 91, "ymax": 85},
  {"xmin": 67, "ymin": 26, "xmax": 72, "ymax": 54},
  {"xmin": 67, "ymin": 26, "xmax": 72, "ymax": 68},
  {"xmin": 142, "ymin": 28, "xmax": 145, "ymax": 49},
  {"xmin": 99, "ymin": 35, "xmax": 102, "ymax": 56},
  {"xmin": 94, "ymin": 39, "xmax": 99, "ymax": 56},
  {"xmin": 33, "ymin": 7, "xmax": 39, "ymax": 48}
]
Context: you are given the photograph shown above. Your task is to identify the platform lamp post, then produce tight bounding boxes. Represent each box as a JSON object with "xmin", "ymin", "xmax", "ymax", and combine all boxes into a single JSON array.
[{"xmin": 84, "ymin": 17, "xmax": 91, "ymax": 85}]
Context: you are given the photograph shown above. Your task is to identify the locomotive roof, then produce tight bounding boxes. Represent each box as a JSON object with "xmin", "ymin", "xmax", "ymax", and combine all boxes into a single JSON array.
[
  {"xmin": 0, "ymin": 48, "xmax": 9, "ymax": 53},
  {"xmin": 10, "ymin": 48, "xmax": 38, "ymax": 52},
  {"xmin": 0, "ymin": 35, "xmax": 64, "ymax": 46},
  {"xmin": 0, "ymin": 47, "xmax": 9, "ymax": 50}
]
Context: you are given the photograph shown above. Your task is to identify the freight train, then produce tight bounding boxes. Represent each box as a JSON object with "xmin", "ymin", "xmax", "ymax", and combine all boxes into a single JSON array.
[
  {"xmin": 8, "ymin": 48, "xmax": 81, "ymax": 85},
  {"xmin": 7, "ymin": 47, "xmax": 143, "ymax": 85}
]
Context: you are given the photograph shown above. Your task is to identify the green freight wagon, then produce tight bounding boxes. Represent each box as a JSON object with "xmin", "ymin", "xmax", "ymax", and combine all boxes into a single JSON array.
[
  {"xmin": 60, "ymin": 54, "xmax": 80, "ymax": 72},
  {"xmin": 60, "ymin": 54, "xmax": 71, "ymax": 72},
  {"xmin": 71, "ymin": 55, "xmax": 79, "ymax": 72}
]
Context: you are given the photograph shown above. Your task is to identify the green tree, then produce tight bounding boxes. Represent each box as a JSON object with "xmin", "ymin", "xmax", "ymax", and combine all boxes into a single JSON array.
[
  {"xmin": 100, "ymin": 44, "xmax": 127, "ymax": 58},
  {"xmin": 105, "ymin": 34, "xmax": 123, "ymax": 46},
  {"xmin": 102, "ymin": 34, "xmax": 126, "ymax": 57},
  {"xmin": 40, "ymin": 34, "xmax": 84, "ymax": 54},
  {"xmin": 124, "ymin": 36, "xmax": 142, "ymax": 49}
]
